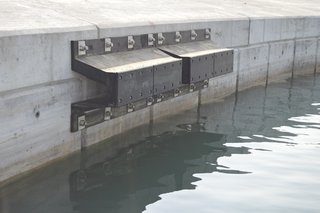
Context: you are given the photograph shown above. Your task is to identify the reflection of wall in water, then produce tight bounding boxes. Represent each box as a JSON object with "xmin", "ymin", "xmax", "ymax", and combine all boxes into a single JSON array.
[
  {"xmin": 69, "ymin": 129, "xmax": 231, "ymax": 213},
  {"xmin": 6, "ymin": 76, "xmax": 320, "ymax": 213},
  {"xmin": 202, "ymin": 76, "xmax": 320, "ymax": 141}
]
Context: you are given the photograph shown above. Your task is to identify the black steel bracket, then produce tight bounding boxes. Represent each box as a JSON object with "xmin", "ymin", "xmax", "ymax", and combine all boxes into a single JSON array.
[
  {"xmin": 70, "ymin": 28, "xmax": 234, "ymax": 132},
  {"xmin": 70, "ymin": 80, "xmax": 209, "ymax": 132}
]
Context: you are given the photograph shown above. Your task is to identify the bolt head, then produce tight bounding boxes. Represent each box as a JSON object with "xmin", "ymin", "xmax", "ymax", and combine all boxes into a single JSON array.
[{"xmin": 79, "ymin": 120, "xmax": 86, "ymax": 126}]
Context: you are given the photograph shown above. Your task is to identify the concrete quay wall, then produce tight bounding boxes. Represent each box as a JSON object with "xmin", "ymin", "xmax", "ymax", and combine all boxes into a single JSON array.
[{"xmin": 1, "ymin": 16, "xmax": 320, "ymax": 184}]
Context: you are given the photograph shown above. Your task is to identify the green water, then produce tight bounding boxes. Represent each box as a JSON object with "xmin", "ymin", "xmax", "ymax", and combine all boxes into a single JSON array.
[{"xmin": 1, "ymin": 74, "xmax": 320, "ymax": 213}]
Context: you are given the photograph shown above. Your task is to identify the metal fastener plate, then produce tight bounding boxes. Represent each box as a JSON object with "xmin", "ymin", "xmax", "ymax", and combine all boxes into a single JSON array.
[
  {"xmin": 205, "ymin": 28, "xmax": 211, "ymax": 39},
  {"xmin": 147, "ymin": 97, "xmax": 154, "ymax": 106},
  {"xmin": 78, "ymin": 41, "xmax": 88, "ymax": 56},
  {"xmin": 127, "ymin": 103, "xmax": 135, "ymax": 112},
  {"xmin": 174, "ymin": 89, "xmax": 180, "ymax": 97},
  {"xmin": 158, "ymin": 33, "xmax": 165, "ymax": 45},
  {"xmin": 148, "ymin": 34, "xmax": 155, "ymax": 46},
  {"xmin": 128, "ymin": 36, "xmax": 135, "ymax": 49},
  {"xmin": 175, "ymin": 31, "xmax": 182, "ymax": 43},
  {"xmin": 104, "ymin": 107, "xmax": 112, "ymax": 120},
  {"xmin": 105, "ymin": 38, "xmax": 113, "ymax": 52},
  {"xmin": 156, "ymin": 94, "xmax": 164, "ymax": 103},
  {"xmin": 191, "ymin": 30, "xmax": 197, "ymax": 41},
  {"xmin": 78, "ymin": 115, "xmax": 86, "ymax": 130},
  {"xmin": 189, "ymin": 84, "xmax": 195, "ymax": 92}
]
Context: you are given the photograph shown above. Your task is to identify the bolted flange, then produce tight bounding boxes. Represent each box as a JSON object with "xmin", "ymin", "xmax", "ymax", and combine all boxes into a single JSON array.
[
  {"xmin": 128, "ymin": 36, "xmax": 135, "ymax": 49},
  {"xmin": 191, "ymin": 30, "xmax": 198, "ymax": 40},
  {"xmin": 147, "ymin": 97, "xmax": 154, "ymax": 106},
  {"xmin": 175, "ymin": 31, "xmax": 182, "ymax": 43},
  {"xmin": 156, "ymin": 94, "xmax": 164, "ymax": 103},
  {"xmin": 189, "ymin": 84, "xmax": 196, "ymax": 92},
  {"xmin": 78, "ymin": 41, "xmax": 89, "ymax": 56},
  {"xmin": 78, "ymin": 115, "xmax": 86, "ymax": 130},
  {"xmin": 203, "ymin": 80, "xmax": 209, "ymax": 88},
  {"xmin": 104, "ymin": 107, "xmax": 112, "ymax": 120},
  {"xmin": 174, "ymin": 89, "xmax": 181, "ymax": 97},
  {"xmin": 205, "ymin": 28, "xmax": 211, "ymax": 39},
  {"xmin": 158, "ymin": 33, "xmax": 165, "ymax": 45},
  {"xmin": 148, "ymin": 34, "xmax": 156, "ymax": 46},
  {"xmin": 127, "ymin": 103, "xmax": 135, "ymax": 113},
  {"xmin": 105, "ymin": 38, "xmax": 113, "ymax": 52}
]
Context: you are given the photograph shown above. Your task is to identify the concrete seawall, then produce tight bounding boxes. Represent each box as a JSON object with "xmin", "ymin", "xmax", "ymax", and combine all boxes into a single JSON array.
[{"xmin": 0, "ymin": 0, "xmax": 320, "ymax": 184}]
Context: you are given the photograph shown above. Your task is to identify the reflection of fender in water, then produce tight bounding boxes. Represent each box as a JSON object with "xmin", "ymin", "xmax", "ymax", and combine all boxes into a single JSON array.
[{"xmin": 69, "ymin": 127, "xmax": 249, "ymax": 213}]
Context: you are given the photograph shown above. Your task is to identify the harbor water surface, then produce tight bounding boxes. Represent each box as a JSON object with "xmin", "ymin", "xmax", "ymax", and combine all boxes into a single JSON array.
[{"xmin": 0, "ymin": 73, "xmax": 320, "ymax": 213}]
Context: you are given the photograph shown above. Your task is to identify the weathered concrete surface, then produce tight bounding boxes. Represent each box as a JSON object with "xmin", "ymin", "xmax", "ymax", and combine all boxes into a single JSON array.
[
  {"xmin": 0, "ymin": 79, "xmax": 82, "ymax": 183},
  {"xmin": 294, "ymin": 38, "xmax": 318, "ymax": 75},
  {"xmin": 152, "ymin": 92, "xmax": 199, "ymax": 121},
  {"xmin": 317, "ymin": 39, "xmax": 320, "ymax": 72},
  {"xmin": 268, "ymin": 40, "xmax": 295, "ymax": 81},
  {"xmin": 1, "ymin": 0, "xmax": 320, "ymax": 38},
  {"xmin": 84, "ymin": 107, "xmax": 151, "ymax": 147},
  {"xmin": 0, "ymin": 0, "xmax": 320, "ymax": 184},
  {"xmin": 0, "ymin": 0, "xmax": 97, "ymax": 37},
  {"xmin": 238, "ymin": 44, "xmax": 269, "ymax": 91},
  {"xmin": 0, "ymin": 31, "xmax": 97, "ymax": 92}
]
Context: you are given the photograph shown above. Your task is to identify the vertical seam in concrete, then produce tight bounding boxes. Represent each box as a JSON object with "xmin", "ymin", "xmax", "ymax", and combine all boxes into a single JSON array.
[
  {"xmin": 90, "ymin": 23, "xmax": 100, "ymax": 38},
  {"xmin": 230, "ymin": 21, "xmax": 233, "ymax": 46},
  {"xmin": 149, "ymin": 106, "xmax": 154, "ymax": 136},
  {"xmin": 81, "ymin": 76, "xmax": 88, "ymax": 99},
  {"xmin": 235, "ymin": 48, "xmax": 241, "ymax": 93},
  {"xmin": 74, "ymin": 20, "xmax": 100, "ymax": 38},
  {"xmin": 149, "ymin": 65, "xmax": 155, "ymax": 132},
  {"xmin": 280, "ymin": 17, "xmax": 283, "ymax": 41},
  {"xmin": 314, "ymin": 37, "xmax": 319, "ymax": 74},
  {"xmin": 262, "ymin": 18, "xmax": 266, "ymax": 43},
  {"xmin": 97, "ymin": 27, "xmax": 101, "ymax": 39},
  {"xmin": 49, "ymin": 42, "xmax": 54, "ymax": 81},
  {"xmin": 265, "ymin": 43, "xmax": 271, "ymax": 86},
  {"xmin": 247, "ymin": 18, "xmax": 251, "ymax": 45},
  {"xmin": 80, "ymin": 129, "xmax": 87, "ymax": 150},
  {"xmin": 302, "ymin": 17, "xmax": 306, "ymax": 39},
  {"xmin": 30, "ymin": 4, "xmax": 101, "ymax": 38},
  {"xmin": 197, "ymin": 90, "xmax": 201, "ymax": 123},
  {"xmin": 79, "ymin": 21, "xmax": 100, "ymax": 38},
  {"xmin": 292, "ymin": 39, "xmax": 297, "ymax": 78}
]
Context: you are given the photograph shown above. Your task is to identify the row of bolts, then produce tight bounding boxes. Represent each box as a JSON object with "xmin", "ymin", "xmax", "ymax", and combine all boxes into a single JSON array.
[{"xmin": 80, "ymin": 29, "xmax": 210, "ymax": 51}]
